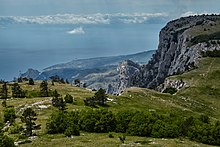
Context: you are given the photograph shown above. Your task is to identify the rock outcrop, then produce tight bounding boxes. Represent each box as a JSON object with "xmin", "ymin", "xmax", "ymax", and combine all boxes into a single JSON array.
[
  {"xmin": 156, "ymin": 79, "xmax": 185, "ymax": 93},
  {"xmin": 117, "ymin": 15, "xmax": 220, "ymax": 93},
  {"xmin": 116, "ymin": 60, "xmax": 141, "ymax": 94}
]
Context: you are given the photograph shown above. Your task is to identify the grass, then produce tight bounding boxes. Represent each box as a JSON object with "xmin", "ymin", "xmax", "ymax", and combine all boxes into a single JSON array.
[
  {"xmin": 187, "ymin": 20, "xmax": 220, "ymax": 37},
  {"xmin": 0, "ymin": 57, "xmax": 220, "ymax": 146},
  {"xmin": 169, "ymin": 57, "xmax": 220, "ymax": 118},
  {"xmin": 20, "ymin": 132, "xmax": 218, "ymax": 147}
]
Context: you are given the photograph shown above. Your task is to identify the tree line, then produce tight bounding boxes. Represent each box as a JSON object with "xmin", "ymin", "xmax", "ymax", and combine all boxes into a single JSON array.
[{"xmin": 46, "ymin": 108, "xmax": 220, "ymax": 145}]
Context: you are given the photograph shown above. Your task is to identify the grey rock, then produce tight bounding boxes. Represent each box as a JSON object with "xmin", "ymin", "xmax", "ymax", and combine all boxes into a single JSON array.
[{"xmin": 117, "ymin": 15, "xmax": 220, "ymax": 93}]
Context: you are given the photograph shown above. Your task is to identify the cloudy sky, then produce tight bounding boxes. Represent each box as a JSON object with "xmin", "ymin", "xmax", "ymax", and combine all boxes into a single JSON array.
[
  {"xmin": 0, "ymin": 0, "xmax": 219, "ymax": 80},
  {"xmin": 0, "ymin": 0, "xmax": 219, "ymax": 17}
]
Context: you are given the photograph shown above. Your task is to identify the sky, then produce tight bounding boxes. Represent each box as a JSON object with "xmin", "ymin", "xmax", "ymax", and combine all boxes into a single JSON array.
[
  {"xmin": 0, "ymin": 0, "xmax": 219, "ymax": 80},
  {"xmin": 0, "ymin": 0, "xmax": 219, "ymax": 16}
]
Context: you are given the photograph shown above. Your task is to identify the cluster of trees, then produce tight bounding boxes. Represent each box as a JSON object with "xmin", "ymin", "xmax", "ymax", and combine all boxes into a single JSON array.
[
  {"xmin": 190, "ymin": 31, "xmax": 220, "ymax": 46},
  {"xmin": 74, "ymin": 79, "xmax": 87, "ymax": 88},
  {"xmin": 84, "ymin": 88, "xmax": 107, "ymax": 107},
  {"xmin": 46, "ymin": 109, "xmax": 220, "ymax": 145},
  {"xmin": 0, "ymin": 122, "xmax": 15, "ymax": 147},
  {"xmin": 1, "ymin": 106, "xmax": 40, "ymax": 146},
  {"xmin": 3, "ymin": 106, "xmax": 40, "ymax": 137},
  {"xmin": 50, "ymin": 75, "xmax": 69, "ymax": 84},
  {"xmin": 201, "ymin": 49, "xmax": 220, "ymax": 57}
]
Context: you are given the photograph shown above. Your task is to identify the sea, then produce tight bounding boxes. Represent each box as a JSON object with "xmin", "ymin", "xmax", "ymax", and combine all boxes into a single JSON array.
[{"xmin": 0, "ymin": 23, "xmax": 165, "ymax": 80}]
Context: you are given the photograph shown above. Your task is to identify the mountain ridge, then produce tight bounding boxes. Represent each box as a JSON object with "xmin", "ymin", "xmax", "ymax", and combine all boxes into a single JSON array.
[
  {"xmin": 116, "ymin": 14, "xmax": 220, "ymax": 93},
  {"xmin": 22, "ymin": 50, "xmax": 155, "ymax": 90}
]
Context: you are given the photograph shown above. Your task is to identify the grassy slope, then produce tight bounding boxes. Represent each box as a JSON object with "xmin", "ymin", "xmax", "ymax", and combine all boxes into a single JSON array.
[
  {"xmin": 169, "ymin": 57, "xmax": 220, "ymax": 118},
  {"xmin": 0, "ymin": 57, "xmax": 219, "ymax": 146}
]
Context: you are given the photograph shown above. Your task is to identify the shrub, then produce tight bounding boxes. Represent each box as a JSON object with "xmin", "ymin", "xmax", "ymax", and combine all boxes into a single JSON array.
[
  {"xmin": 127, "ymin": 112, "xmax": 157, "ymax": 136},
  {"xmin": 4, "ymin": 107, "xmax": 16, "ymax": 123},
  {"xmin": 79, "ymin": 109, "xmax": 116, "ymax": 133},
  {"xmin": 8, "ymin": 123, "xmax": 23, "ymax": 134},
  {"xmin": 163, "ymin": 87, "xmax": 177, "ymax": 94},
  {"xmin": 64, "ymin": 94, "xmax": 74, "ymax": 103},
  {"xmin": 115, "ymin": 111, "xmax": 135, "ymax": 133},
  {"xmin": 46, "ymin": 111, "xmax": 79, "ymax": 135},
  {"xmin": 64, "ymin": 124, "xmax": 80, "ymax": 137},
  {"xmin": 0, "ymin": 134, "xmax": 15, "ymax": 147}
]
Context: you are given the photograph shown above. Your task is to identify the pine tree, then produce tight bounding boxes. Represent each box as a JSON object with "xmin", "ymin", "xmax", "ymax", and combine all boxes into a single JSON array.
[
  {"xmin": 94, "ymin": 88, "xmax": 107, "ymax": 106},
  {"xmin": 20, "ymin": 108, "xmax": 41, "ymax": 136},
  {"xmin": 74, "ymin": 79, "xmax": 81, "ymax": 87},
  {"xmin": 1, "ymin": 82, "xmax": 8, "ymax": 99},
  {"xmin": 40, "ymin": 80, "xmax": 49, "ymax": 97},
  {"xmin": 11, "ymin": 83, "xmax": 25, "ymax": 98},
  {"xmin": 52, "ymin": 90, "xmax": 66, "ymax": 110},
  {"xmin": 28, "ymin": 78, "xmax": 35, "ymax": 85}
]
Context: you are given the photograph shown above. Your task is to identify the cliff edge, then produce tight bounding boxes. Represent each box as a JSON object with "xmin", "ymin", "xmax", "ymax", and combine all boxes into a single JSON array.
[{"xmin": 117, "ymin": 14, "xmax": 220, "ymax": 93}]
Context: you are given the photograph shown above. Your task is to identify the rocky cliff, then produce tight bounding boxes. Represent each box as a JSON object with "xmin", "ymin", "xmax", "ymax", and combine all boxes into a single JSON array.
[{"xmin": 117, "ymin": 15, "xmax": 220, "ymax": 93}]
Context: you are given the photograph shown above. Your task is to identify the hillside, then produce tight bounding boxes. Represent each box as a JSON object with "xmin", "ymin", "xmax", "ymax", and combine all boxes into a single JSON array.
[
  {"xmin": 1, "ymin": 15, "xmax": 220, "ymax": 147},
  {"xmin": 22, "ymin": 50, "xmax": 155, "ymax": 90},
  {"xmin": 1, "ymin": 57, "xmax": 220, "ymax": 146}
]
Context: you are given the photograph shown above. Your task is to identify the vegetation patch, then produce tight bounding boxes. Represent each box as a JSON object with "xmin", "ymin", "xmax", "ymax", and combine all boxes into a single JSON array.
[{"xmin": 190, "ymin": 31, "xmax": 220, "ymax": 46}]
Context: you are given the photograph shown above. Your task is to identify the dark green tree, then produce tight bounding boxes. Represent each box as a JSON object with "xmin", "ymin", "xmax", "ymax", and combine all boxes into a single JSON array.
[
  {"xmin": 0, "ymin": 129, "xmax": 15, "ymax": 147},
  {"xmin": 46, "ymin": 111, "xmax": 80, "ymax": 136},
  {"xmin": 11, "ymin": 83, "xmax": 25, "ymax": 98},
  {"xmin": 94, "ymin": 88, "xmax": 107, "ymax": 106},
  {"xmin": 17, "ymin": 77, "xmax": 22, "ymax": 83},
  {"xmin": 115, "ymin": 111, "xmax": 135, "ymax": 133},
  {"xmin": 65, "ymin": 79, "xmax": 69, "ymax": 84},
  {"xmin": 83, "ymin": 83, "xmax": 87, "ymax": 88},
  {"xmin": 1, "ymin": 82, "xmax": 8, "ymax": 99},
  {"xmin": 64, "ymin": 94, "xmax": 74, "ymax": 103},
  {"xmin": 2, "ymin": 101, "xmax": 7, "ymax": 107},
  {"xmin": 74, "ymin": 79, "xmax": 81, "ymax": 87},
  {"xmin": 20, "ymin": 108, "xmax": 41, "ymax": 136},
  {"xmin": 28, "ymin": 78, "xmax": 35, "ymax": 85},
  {"xmin": 4, "ymin": 107, "xmax": 16, "ymax": 124},
  {"xmin": 40, "ymin": 80, "xmax": 49, "ymax": 97},
  {"xmin": 60, "ymin": 78, "xmax": 65, "ymax": 84},
  {"xmin": 52, "ymin": 90, "xmax": 66, "ymax": 110}
]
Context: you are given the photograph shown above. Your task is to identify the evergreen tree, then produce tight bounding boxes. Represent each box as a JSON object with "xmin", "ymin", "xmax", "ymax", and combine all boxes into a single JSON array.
[
  {"xmin": 2, "ymin": 101, "xmax": 7, "ymax": 107},
  {"xmin": 64, "ymin": 94, "xmax": 74, "ymax": 103},
  {"xmin": 74, "ymin": 79, "xmax": 81, "ymax": 87},
  {"xmin": 52, "ymin": 90, "xmax": 66, "ymax": 110},
  {"xmin": 65, "ymin": 79, "xmax": 69, "ymax": 84},
  {"xmin": 17, "ymin": 77, "xmax": 22, "ymax": 83},
  {"xmin": 60, "ymin": 78, "xmax": 65, "ymax": 84},
  {"xmin": 40, "ymin": 80, "xmax": 49, "ymax": 97},
  {"xmin": 83, "ymin": 83, "xmax": 87, "ymax": 88},
  {"xmin": 20, "ymin": 108, "xmax": 41, "ymax": 136},
  {"xmin": 94, "ymin": 88, "xmax": 107, "ymax": 106},
  {"xmin": 28, "ymin": 78, "xmax": 35, "ymax": 85},
  {"xmin": 11, "ymin": 83, "xmax": 25, "ymax": 98},
  {"xmin": 1, "ymin": 82, "xmax": 8, "ymax": 99}
]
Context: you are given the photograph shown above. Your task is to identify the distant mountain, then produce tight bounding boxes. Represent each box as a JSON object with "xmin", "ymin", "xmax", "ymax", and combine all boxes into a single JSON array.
[
  {"xmin": 31, "ymin": 50, "xmax": 155, "ymax": 89},
  {"xmin": 21, "ymin": 68, "xmax": 40, "ymax": 79},
  {"xmin": 44, "ymin": 50, "xmax": 154, "ymax": 71}
]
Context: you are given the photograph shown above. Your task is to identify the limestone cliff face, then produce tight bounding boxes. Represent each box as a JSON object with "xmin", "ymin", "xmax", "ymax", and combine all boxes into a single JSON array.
[{"xmin": 117, "ymin": 15, "xmax": 220, "ymax": 92}]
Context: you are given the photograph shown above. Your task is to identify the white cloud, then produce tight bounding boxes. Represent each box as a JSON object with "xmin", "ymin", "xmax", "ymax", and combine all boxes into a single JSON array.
[
  {"xmin": 67, "ymin": 26, "xmax": 85, "ymax": 35},
  {"xmin": 0, "ymin": 13, "xmax": 168, "ymax": 25},
  {"xmin": 180, "ymin": 11, "xmax": 219, "ymax": 17}
]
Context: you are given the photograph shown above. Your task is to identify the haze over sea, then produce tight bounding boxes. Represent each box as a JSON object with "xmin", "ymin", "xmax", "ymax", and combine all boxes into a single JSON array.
[
  {"xmin": 0, "ymin": 0, "xmax": 219, "ymax": 80},
  {"xmin": 0, "ymin": 14, "xmax": 165, "ymax": 80}
]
